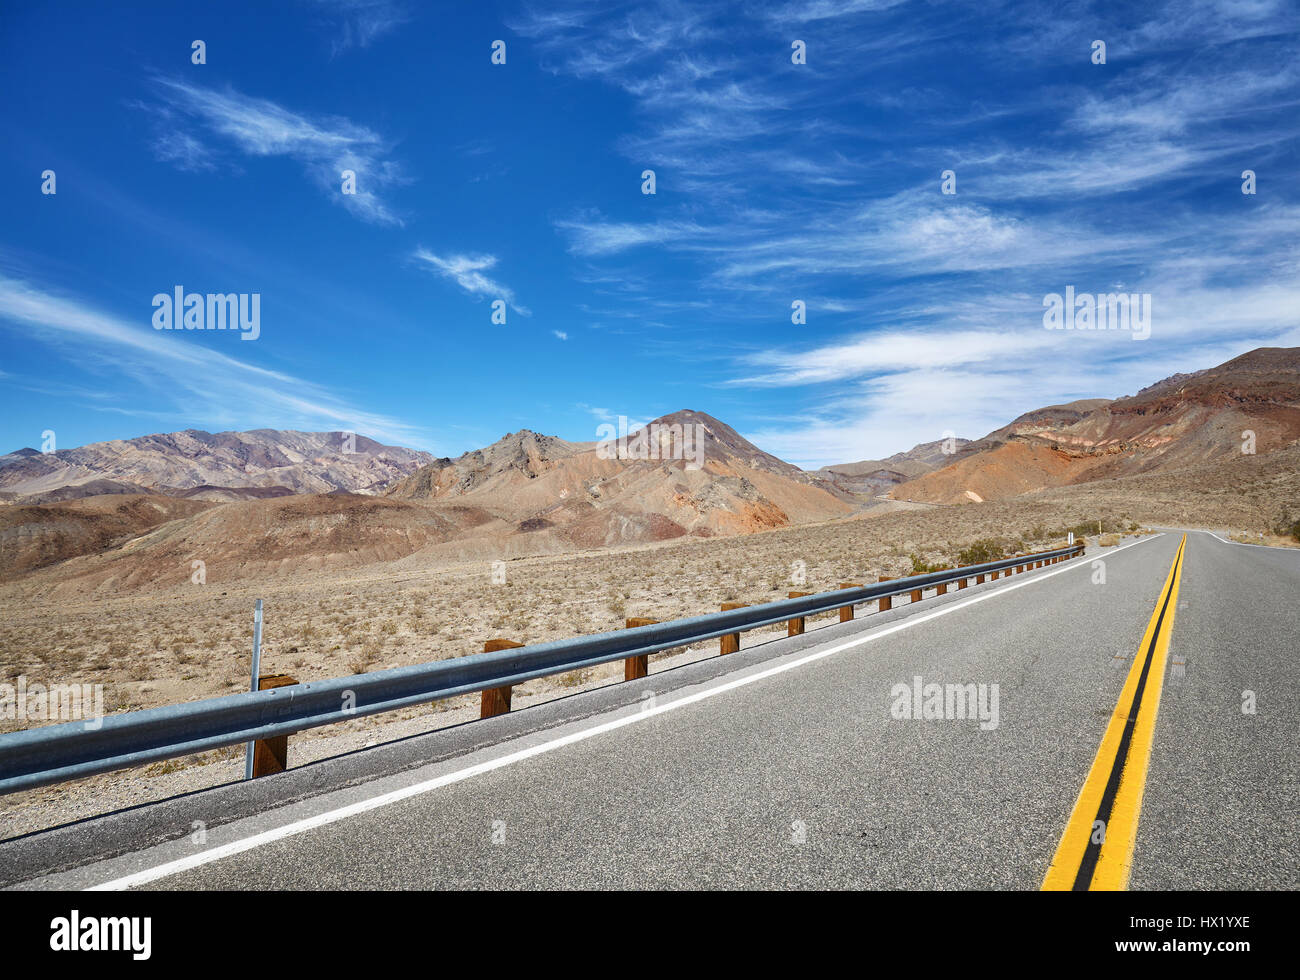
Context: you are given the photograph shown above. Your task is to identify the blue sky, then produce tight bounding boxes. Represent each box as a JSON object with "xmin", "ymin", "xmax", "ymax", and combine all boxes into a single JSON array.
[{"xmin": 1, "ymin": 0, "xmax": 1297, "ymax": 468}]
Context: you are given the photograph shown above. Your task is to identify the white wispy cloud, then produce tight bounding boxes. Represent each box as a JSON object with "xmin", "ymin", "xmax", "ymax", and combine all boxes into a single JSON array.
[
  {"xmin": 0, "ymin": 274, "xmax": 430, "ymax": 448},
  {"xmin": 307, "ymin": 0, "xmax": 411, "ymax": 53},
  {"xmin": 148, "ymin": 77, "xmax": 406, "ymax": 225},
  {"xmin": 514, "ymin": 0, "xmax": 1299, "ymax": 465},
  {"xmin": 151, "ymin": 131, "xmax": 217, "ymax": 173},
  {"xmin": 411, "ymin": 248, "xmax": 531, "ymax": 315},
  {"xmin": 762, "ymin": 0, "xmax": 911, "ymax": 25},
  {"xmin": 555, "ymin": 216, "xmax": 707, "ymax": 257},
  {"xmin": 727, "ymin": 274, "xmax": 1300, "ymax": 465}
]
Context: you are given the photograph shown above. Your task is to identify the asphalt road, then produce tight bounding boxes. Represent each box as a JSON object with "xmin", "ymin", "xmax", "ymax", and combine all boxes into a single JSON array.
[{"xmin": 5, "ymin": 530, "xmax": 1297, "ymax": 890}]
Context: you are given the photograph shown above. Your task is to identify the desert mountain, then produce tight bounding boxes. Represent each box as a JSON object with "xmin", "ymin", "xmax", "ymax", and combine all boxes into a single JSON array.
[
  {"xmin": 0, "ymin": 429, "xmax": 434, "ymax": 501},
  {"xmin": 4, "ymin": 410, "xmax": 858, "ymax": 588},
  {"xmin": 388, "ymin": 409, "xmax": 856, "ymax": 548},
  {"xmin": 818, "ymin": 437, "xmax": 973, "ymax": 496},
  {"xmin": 9, "ymin": 350, "xmax": 1298, "ymax": 590},
  {"xmin": 892, "ymin": 347, "xmax": 1300, "ymax": 504},
  {"xmin": 0, "ymin": 494, "xmax": 214, "ymax": 579}
]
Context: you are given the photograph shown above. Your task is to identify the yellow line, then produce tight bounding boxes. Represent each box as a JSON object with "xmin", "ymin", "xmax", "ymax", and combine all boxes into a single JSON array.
[{"xmin": 1042, "ymin": 534, "xmax": 1186, "ymax": 891}]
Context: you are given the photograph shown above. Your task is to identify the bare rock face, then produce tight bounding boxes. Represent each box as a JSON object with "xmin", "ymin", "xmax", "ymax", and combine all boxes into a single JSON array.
[
  {"xmin": 0, "ymin": 429, "xmax": 435, "ymax": 500},
  {"xmin": 888, "ymin": 347, "xmax": 1300, "ymax": 504},
  {"xmin": 386, "ymin": 410, "xmax": 856, "ymax": 546},
  {"xmin": 817, "ymin": 437, "xmax": 976, "ymax": 496}
]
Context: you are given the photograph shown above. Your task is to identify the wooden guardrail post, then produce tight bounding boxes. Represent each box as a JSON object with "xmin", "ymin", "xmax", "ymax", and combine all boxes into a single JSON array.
[
  {"xmin": 838, "ymin": 583, "xmax": 863, "ymax": 621},
  {"xmin": 936, "ymin": 571, "xmax": 949, "ymax": 596},
  {"xmin": 878, "ymin": 576, "xmax": 893, "ymax": 611},
  {"xmin": 251, "ymin": 673, "xmax": 298, "ymax": 777},
  {"xmin": 910, "ymin": 584, "xmax": 923, "ymax": 603},
  {"xmin": 481, "ymin": 638, "xmax": 524, "ymax": 717},
  {"xmin": 720, "ymin": 602, "xmax": 748, "ymax": 654},
  {"xmin": 956, "ymin": 566, "xmax": 969, "ymax": 589},
  {"xmin": 787, "ymin": 592, "xmax": 811, "ymax": 635},
  {"xmin": 623, "ymin": 617, "xmax": 658, "ymax": 680}
]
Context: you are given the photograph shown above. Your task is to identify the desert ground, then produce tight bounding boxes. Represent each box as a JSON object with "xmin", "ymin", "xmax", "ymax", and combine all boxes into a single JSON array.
[{"xmin": 2, "ymin": 443, "xmax": 1296, "ymax": 838}]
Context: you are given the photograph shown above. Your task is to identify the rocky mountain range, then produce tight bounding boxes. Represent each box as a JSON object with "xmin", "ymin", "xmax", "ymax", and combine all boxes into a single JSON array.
[
  {"xmin": 2, "ymin": 348, "xmax": 1297, "ymax": 588},
  {"xmin": 387, "ymin": 409, "xmax": 855, "ymax": 548},
  {"xmin": 893, "ymin": 347, "xmax": 1300, "ymax": 504},
  {"xmin": 0, "ymin": 429, "xmax": 434, "ymax": 502}
]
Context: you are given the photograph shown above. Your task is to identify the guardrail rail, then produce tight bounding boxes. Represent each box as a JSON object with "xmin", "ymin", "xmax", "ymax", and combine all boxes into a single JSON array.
[{"xmin": 0, "ymin": 542, "xmax": 1084, "ymax": 794}]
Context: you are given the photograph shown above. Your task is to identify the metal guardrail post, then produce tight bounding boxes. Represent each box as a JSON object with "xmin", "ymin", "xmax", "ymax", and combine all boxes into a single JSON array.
[{"xmin": 243, "ymin": 599, "xmax": 263, "ymax": 781}]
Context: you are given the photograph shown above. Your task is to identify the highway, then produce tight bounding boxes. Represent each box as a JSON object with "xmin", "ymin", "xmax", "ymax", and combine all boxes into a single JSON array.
[{"xmin": 3, "ymin": 530, "xmax": 1297, "ymax": 890}]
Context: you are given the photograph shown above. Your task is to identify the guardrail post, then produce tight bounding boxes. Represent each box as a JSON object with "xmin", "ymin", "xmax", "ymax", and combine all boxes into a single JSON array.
[
  {"xmin": 720, "ymin": 603, "xmax": 748, "ymax": 654},
  {"xmin": 481, "ymin": 638, "xmax": 524, "ymax": 717},
  {"xmin": 936, "ymin": 571, "xmax": 949, "ymax": 596},
  {"xmin": 956, "ymin": 566, "xmax": 969, "ymax": 589},
  {"xmin": 910, "ymin": 584, "xmax": 923, "ymax": 603},
  {"xmin": 251, "ymin": 673, "xmax": 298, "ymax": 778},
  {"xmin": 243, "ymin": 599, "xmax": 264, "ymax": 781},
  {"xmin": 838, "ymin": 583, "xmax": 863, "ymax": 621},
  {"xmin": 878, "ymin": 577, "xmax": 893, "ymax": 611},
  {"xmin": 787, "ymin": 592, "xmax": 811, "ymax": 635},
  {"xmin": 623, "ymin": 618, "xmax": 658, "ymax": 680}
]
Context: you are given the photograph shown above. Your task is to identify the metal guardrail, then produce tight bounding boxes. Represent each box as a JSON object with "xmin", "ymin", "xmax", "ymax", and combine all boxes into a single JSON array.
[{"xmin": 0, "ymin": 543, "xmax": 1083, "ymax": 794}]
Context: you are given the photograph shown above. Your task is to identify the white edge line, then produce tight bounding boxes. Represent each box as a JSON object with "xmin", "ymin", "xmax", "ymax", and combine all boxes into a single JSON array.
[
  {"xmin": 87, "ymin": 534, "xmax": 1163, "ymax": 891},
  {"xmin": 1204, "ymin": 529, "xmax": 1299, "ymax": 551}
]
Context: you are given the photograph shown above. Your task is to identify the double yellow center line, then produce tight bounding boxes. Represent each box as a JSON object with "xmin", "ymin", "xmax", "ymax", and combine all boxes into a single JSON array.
[{"xmin": 1042, "ymin": 533, "xmax": 1187, "ymax": 890}]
